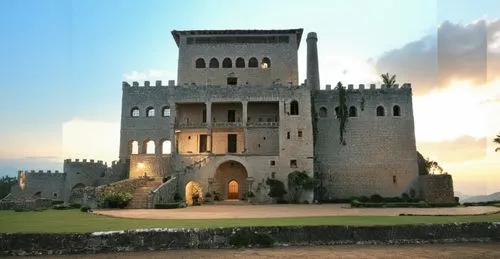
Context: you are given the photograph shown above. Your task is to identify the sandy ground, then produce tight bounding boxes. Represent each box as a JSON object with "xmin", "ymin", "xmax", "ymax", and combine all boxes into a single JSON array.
[
  {"xmin": 19, "ymin": 243, "xmax": 500, "ymax": 259},
  {"xmin": 94, "ymin": 204, "xmax": 500, "ymax": 219}
]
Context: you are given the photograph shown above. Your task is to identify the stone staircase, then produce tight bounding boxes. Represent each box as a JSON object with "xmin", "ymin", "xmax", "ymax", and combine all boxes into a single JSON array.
[{"xmin": 127, "ymin": 178, "xmax": 162, "ymax": 209}]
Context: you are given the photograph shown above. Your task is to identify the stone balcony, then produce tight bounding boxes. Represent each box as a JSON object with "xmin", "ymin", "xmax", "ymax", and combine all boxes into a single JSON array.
[
  {"xmin": 175, "ymin": 121, "xmax": 279, "ymax": 129},
  {"xmin": 247, "ymin": 121, "xmax": 279, "ymax": 128}
]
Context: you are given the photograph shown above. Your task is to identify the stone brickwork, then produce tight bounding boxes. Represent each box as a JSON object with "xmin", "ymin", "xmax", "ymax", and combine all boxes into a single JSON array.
[
  {"xmin": 313, "ymin": 85, "xmax": 420, "ymax": 199},
  {"xmin": 1, "ymin": 223, "xmax": 499, "ymax": 256},
  {"xmin": 150, "ymin": 177, "xmax": 178, "ymax": 206},
  {"xmin": 418, "ymin": 174, "xmax": 455, "ymax": 203}
]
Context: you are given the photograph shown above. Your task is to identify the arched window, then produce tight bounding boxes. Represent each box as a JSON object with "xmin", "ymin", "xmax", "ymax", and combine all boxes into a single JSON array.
[
  {"xmin": 130, "ymin": 140, "xmax": 139, "ymax": 155},
  {"xmin": 162, "ymin": 106, "xmax": 171, "ymax": 117},
  {"xmin": 261, "ymin": 57, "xmax": 271, "ymax": 68},
  {"xmin": 162, "ymin": 140, "xmax": 172, "ymax": 154},
  {"xmin": 334, "ymin": 106, "xmax": 340, "ymax": 118},
  {"xmin": 131, "ymin": 107, "xmax": 140, "ymax": 117},
  {"xmin": 393, "ymin": 105, "xmax": 401, "ymax": 116},
  {"xmin": 248, "ymin": 57, "xmax": 258, "ymax": 67},
  {"xmin": 195, "ymin": 58, "xmax": 206, "ymax": 68},
  {"xmin": 319, "ymin": 107, "xmax": 327, "ymax": 118},
  {"xmin": 349, "ymin": 106, "xmax": 357, "ymax": 117},
  {"xmin": 209, "ymin": 58, "xmax": 219, "ymax": 68},
  {"xmin": 146, "ymin": 107, "xmax": 155, "ymax": 117},
  {"xmin": 236, "ymin": 57, "xmax": 245, "ymax": 68},
  {"xmin": 290, "ymin": 100, "xmax": 299, "ymax": 115},
  {"xmin": 145, "ymin": 140, "xmax": 155, "ymax": 154},
  {"xmin": 376, "ymin": 106, "xmax": 385, "ymax": 116},
  {"xmin": 222, "ymin": 58, "xmax": 232, "ymax": 68}
]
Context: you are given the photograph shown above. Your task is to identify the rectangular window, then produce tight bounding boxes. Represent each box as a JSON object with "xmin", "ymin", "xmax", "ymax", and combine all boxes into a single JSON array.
[
  {"xmin": 393, "ymin": 175, "xmax": 397, "ymax": 184},
  {"xmin": 227, "ymin": 134, "xmax": 237, "ymax": 153},
  {"xmin": 228, "ymin": 110, "xmax": 236, "ymax": 122},
  {"xmin": 270, "ymin": 160, "xmax": 275, "ymax": 166},
  {"xmin": 202, "ymin": 109, "xmax": 207, "ymax": 123},
  {"xmin": 227, "ymin": 77, "xmax": 238, "ymax": 86},
  {"xmin": 290, "ymin": 160, "xmax": 297, "ymax": 168},
  {"xmin": 298, "ymin": 130, "xmax": 303, "ymax": 138},
  {"xmin": 287, "ymin": 131, "xmax": 290, "ymax": 139},
  {"xmin": 199, "ymin": 134, "xmax": 208, "ymax": 153}
]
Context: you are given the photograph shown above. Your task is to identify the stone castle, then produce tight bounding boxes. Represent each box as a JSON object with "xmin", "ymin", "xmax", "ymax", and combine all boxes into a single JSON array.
[{"xmin": 7, "ymin": 29, "xmax": 454, "ymax": 207}]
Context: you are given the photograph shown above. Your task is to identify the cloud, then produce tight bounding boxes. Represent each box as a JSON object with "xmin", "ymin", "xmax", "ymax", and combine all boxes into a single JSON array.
[
  {"xmin": 417, "ymin": 136, "xmax": 487, "ymax": 163},
  {"xmin": 123, "ymin": 69, "xmax": 166, "ymax": 81},
  {"xmin": 376, "ymin": 19, "xmax": 500, "ymax": 95}
]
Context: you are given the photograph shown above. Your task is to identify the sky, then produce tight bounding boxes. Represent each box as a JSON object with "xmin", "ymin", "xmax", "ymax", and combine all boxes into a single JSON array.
[{"xmin": 0, "ymin": 0, "xmax": 499, "ymax": 196}]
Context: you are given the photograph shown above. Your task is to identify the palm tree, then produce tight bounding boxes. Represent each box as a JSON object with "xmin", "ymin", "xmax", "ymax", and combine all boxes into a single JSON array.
[
  {"xmin": 494, "ymin": 133, "xmax": 500, "ymax": 152},
  {"xmin": 381, "ymin": 73, "xmax": 396, "ymax": 88}
]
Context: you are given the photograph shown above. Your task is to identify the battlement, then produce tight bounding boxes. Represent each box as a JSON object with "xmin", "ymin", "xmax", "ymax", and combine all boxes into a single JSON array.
[
  {"xmin": 64, "ymin": 158, "xmax": 109, "ymax": 166},
  {"xmin": 322, "ymin": 83, "xmax": 411, "ymax": 91},
  {"xmin": 19, "ymin": 170, "xmax": 66, "ymax": 177},
  {"xmin": 122, "ymin": 80, "xmax": 176, "ymax": 88}
]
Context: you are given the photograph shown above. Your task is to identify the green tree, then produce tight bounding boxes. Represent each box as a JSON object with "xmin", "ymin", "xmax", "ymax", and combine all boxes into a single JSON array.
[
  {"xmin": 288, "ymin": 171, "xmax": 315, "ymax": 203},
  {"xmin": 0, "ymin": 176, "xmax": 17, "ymax": 200},
  {"xmin": 494, "ymin": 133, "xmax": 500, "ymax": 152},
  {"xmin": 381, "ymin": 73, "xmax": 396, "ymax": 88},
  {"xmin": 425, "ymin": 157, "xmax": 444, "ymax": 175}
]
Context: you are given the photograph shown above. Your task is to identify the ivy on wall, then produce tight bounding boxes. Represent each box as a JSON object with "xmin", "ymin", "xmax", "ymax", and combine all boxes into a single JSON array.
[{"xmin": 336, "ymin": 82, "xmax": 348, "ymax": 145}]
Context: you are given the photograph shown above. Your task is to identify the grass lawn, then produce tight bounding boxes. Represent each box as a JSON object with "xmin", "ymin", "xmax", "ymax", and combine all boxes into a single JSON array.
[{"xmin": 0, "ymin": 209, "xmax": 499, "ymax": 233}]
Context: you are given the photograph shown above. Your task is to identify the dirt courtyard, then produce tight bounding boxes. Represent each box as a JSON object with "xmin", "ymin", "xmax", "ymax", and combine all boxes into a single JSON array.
[
  {"xmin": 95, "ymin": 204, "xmax": 500, "ymax": 219},
  {"xmin": 24, "ymin": 243, "xmax": 500, "ymax": 259}
]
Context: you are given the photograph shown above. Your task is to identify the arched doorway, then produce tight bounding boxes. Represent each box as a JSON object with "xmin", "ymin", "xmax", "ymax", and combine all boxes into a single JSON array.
[
  {"xmin": 228, "ymin": 180, "xmax": 239, "ymax": 199},
  {"xmin": 185, "ymin": 181, "xmax": 203, "ymax": 205},
  {"xmin": 214, "ymin": 160, "xmax": 248, "ymax": 200}
]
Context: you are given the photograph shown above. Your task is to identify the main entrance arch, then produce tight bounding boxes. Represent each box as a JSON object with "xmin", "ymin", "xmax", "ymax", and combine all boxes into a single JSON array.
[{"xmin": 214, "ymin": 160, "xmax": 248, "ymax": 200}]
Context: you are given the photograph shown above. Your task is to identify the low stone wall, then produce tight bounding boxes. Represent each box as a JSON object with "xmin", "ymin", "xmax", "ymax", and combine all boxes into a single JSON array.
[
  {"xmin": 1, "ymin": 222, "xmax": 499, "ymax": 256},
  {"xmin": 0, "ymin": 198, "xmax": 52, "ymax": 211},
  {"xmin": 418, "ymin": 174, "xmax": 455, "ymax": 204},
  {"xmin": 69, "ymin": 178, "xmax": 150, "ymax": 208},
  {"xmin": 149, "ymin": 177, "xmax": 178, "ymax": 207}
]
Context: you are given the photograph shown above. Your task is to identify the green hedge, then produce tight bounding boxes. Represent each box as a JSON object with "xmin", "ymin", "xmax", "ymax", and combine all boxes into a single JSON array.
[
  {"xmin": 229, "ymin": 231, "xmax": 274, "ymax": 248},
  {"xmin": 351, "ymin": 200, "xmax": 459, "ymax": 208},
  {"xmin": 154, "ymin": 203, "xmax": 180, "ymax": 209},
  {"xmin": 101, "ymin": 191, "xmax": 132, "ymax": 209}
]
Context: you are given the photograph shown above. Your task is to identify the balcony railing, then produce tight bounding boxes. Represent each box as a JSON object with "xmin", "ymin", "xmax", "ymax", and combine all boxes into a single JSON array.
[
  {"xmin": 212, "ymin": 122, "xmax": 244, "ymax": 128},
  {"xmin": 247, "ymin": 121, "xmax": 280, "ymax": 128},
  {"xmin": 176, "ymin": 122, "xmax": 207, "ymax": 128}
]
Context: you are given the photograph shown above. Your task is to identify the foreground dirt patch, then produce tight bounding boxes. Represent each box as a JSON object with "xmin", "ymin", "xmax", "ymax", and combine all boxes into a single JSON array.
[
  {"xmin": 95, "ymin": 204, "xmax": 500, "ymax": 219},
  {"xmin": 24, "ymin": 243, "xmax": 500, "ymax": 259}
]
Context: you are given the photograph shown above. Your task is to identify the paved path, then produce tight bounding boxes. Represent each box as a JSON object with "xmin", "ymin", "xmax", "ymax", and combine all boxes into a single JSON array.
[
  {"xmin": 95, "ymin": 204, "xmax": 500, "ymax": 219},
  {"xmin": 21, "ymin": 243, "xmax": 500, "ymax": 259}
]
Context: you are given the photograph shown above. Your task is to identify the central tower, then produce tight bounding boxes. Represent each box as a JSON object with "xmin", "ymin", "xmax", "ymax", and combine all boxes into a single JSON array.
[{"xmin": 171, "ymin": 29, "xmax": 303, "ymax": 86}]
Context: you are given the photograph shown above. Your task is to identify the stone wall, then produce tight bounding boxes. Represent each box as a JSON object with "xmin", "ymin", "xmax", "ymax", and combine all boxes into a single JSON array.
[
  {"xmin": 418, "ymin": 174, "xmax": 455, "ymax": 203},
  {"xmin": 150, "ymin": 177, "xmax": 178, "ymax": 206},
  {"xmin": 313, "ymin": 85, "xmax": 419, "ymax": 199},
  {"xmin": 1, "ymin": 223, "xmax": 499, "ymax": 256}
]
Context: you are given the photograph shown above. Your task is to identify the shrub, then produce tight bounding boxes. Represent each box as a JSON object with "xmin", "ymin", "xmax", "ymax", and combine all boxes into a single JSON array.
[
  {"xmin": 401, "ymin": 193, "xmax": 410, "ymax": 201},
  {"xmin": 429, "ymin": 202, "xmax": 459, "ymax": 208},
  {"xmin": 173, "ymin": 193, "xmax": 181, "ymax": 202},
  {"xmin": 204, "ymin": 192, "xmax": 212, "ymax": 198},
  {"xmin": 213, "ymin": 192, "xmax": 221, "ymax": 201},
  {"xmin": 321, "ymin": 198, "xmax": 351, "ymax": 203},
  {"xmin": 370, "ymin": 194, "xmax": 383, "ymax": 203},
  {"xmin": 253, "ymin": 232, "xmax": 274, "ymax": 247},
  {"xmin": 52, "ymin": 204, "xmax": 70, "ymax": 210},
  {"xmin": 265, "ymin": 178, "xmax": 287, "ymax": 200},
  {"xmin": 102, "ymin": 191, "xmax": 132, "ymax": 209},
  {"xmin": 229, "ymin": 231, "xmax": 252, "ymax": 248},
  {"xmin": 69, "ymin": 203, "xmax": 81, "ymax": 209},
  {"xmin": 276, "ymin": 199, "xmax": 289, "ymax": 204},
  {"xmin": 154, "ymin": 203, "xmax": 180, "ymax": 209},
  {"xmin": 302, "ymin": 200, "xmax": 310, "ymax": 204},
  {"xmin": 247, "ymin": 191, "xmax": 255, "ymax": 198},
  {"xmin": 358, "ymin": 196, "xmax": 370, "ymax": 203},
  {"xmin": 51, "ymin": 200, "xmax": 64, "ymax": 205},
  {"xmin": 454, "ymin": 196, "xmax": 460, "ymax": 203},
  {"xmin": 80, "ymin": 206, "xmax": 91, "ymax": 212}
]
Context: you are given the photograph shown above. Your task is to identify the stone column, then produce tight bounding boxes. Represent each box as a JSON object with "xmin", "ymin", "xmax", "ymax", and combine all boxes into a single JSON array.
[
  {"xmin": 206, "ymin": 101, "xmax": 212, "ymax": 128},
  {"xmin": 242, "ymin": 101, "xmax": 248, "ymax": 153},
  {"xmin": 155, "ymin": 140, "xmax": 162, "ymax": 155}
]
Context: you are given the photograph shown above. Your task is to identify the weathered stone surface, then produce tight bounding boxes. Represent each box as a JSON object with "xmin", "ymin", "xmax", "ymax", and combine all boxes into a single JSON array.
[{"xmin": 1, "ymin": 223, "xmax": 499, "ymax": 256}]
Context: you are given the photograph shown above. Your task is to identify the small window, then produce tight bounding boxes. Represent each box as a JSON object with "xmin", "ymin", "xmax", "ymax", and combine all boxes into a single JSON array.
[
  {"xmin": 319, "ymin": 107, "xmax": 327, "ymax": 118},
  {"xmin": 248, "ymin": 57, "xmax": 258, "ymax": 67},
  {"xmin": 376, "ymin": 106, "xmax": 385, "ymax": 116},
  {"xmin": 334, "ymin": 107, "xmax": 340, "ymax": 118},
  {"xmin": 298, "ymin": 131, "xmax": 303, "ymax": 138},
  {"xmin": 53, "ymin": 193, "xmax": 58, "ymax": 197},
  {"xmin": 131, "ymin": 107, "xmax": 140, "ymax": 117},
  {"xmin": 209, "ymin": 58, "xmax": 219, "ymax": 68},
  {"xmin": 236, "ymin": 57, "xmax": 245, "ymax": 68},
  {"xmin": 290, "ymin": 100, "xmax": 299, "ymax": 115},
  {"xmin": 146, "ymin": 107, "xmax": 155, "ymax": 117},
  {"xmin": 290, "ymin": 160, "xmax": 297, "ymax": 168},
  {"xmin": 393, "ymin": 105, "xmax": 401, "ymax": 116},
  {"xmin": 261, "ymin": 57, "xmax": 271, "ymax": 68},
  {"xmin": 222, "ymin": 58, "xmax": 232, "ymax": 68},
  {"xmin": 227, "ymin": 77, "xmax": 237, "ymax": 85},
  {"xmin": 195, "ymin": 58, "xmax": 206, "ymax": 68},
  {"xmin": 270, "ymin": 160, "xmax": 276, "ymax": 166},
  {"xmin": 349, "ymin": 106, "xmax": 357, "ymax": 117},
  {"xmin": 287, "ymin": 131, "xmax": 290, "ymax": 139},
  {"xmin": 162, "ymin": 106, "xmax": 171, "ymax": 117},
  {"xmin": 393, "ymin": 175, "xmax": 397, "ymax": 184}
]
